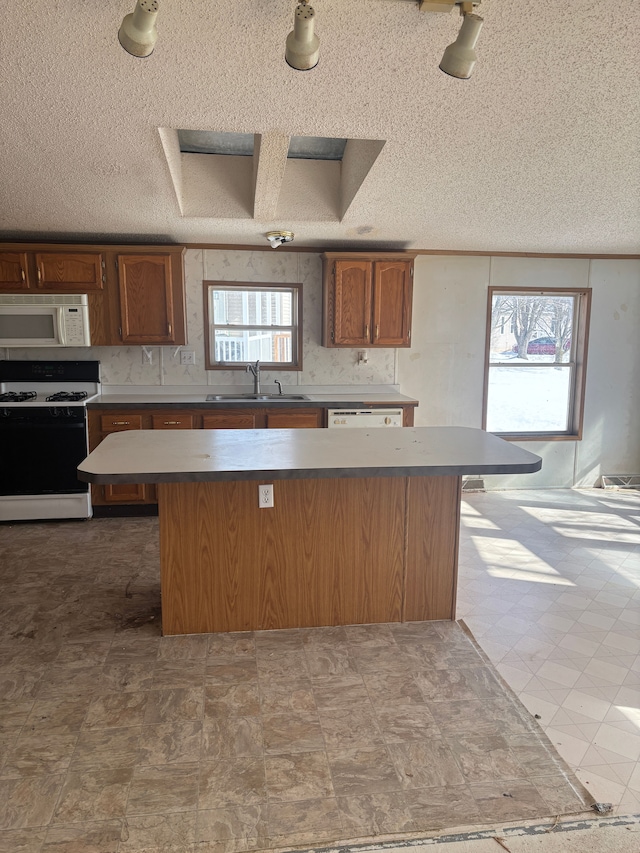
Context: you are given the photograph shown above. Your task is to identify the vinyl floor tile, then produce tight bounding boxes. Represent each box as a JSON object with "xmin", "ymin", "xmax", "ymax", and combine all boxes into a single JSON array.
[{"xmin": 0, "ymin": 506, "xmax": 608, "ymax": 849}]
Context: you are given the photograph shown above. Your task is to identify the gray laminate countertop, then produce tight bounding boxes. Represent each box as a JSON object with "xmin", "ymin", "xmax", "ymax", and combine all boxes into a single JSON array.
[
  {"xmin": 88, "ymin": 392, "xmax": 419, "ymax": 409},
  {"xmin": 78, "ymin": 427, "xmax": 542, "ymax": 484}
]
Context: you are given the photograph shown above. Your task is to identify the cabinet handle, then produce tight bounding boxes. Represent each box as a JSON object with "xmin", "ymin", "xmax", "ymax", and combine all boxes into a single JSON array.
[
  {"xmin": 365, "ymin": 324, "xmax": 369, "ymax": 339},
  {"xmin": 375, "ymin": 324, "xmax": 379, "ymax": 339},
  {"xmin": 163, "ymin": 421, "xmax": 181, "ymax": 425},
  {"xmin": 36, "ymin": 267, "xmax": 41, "ymax": 281},
  {"xmin": 112, "ymin": 421, "xmax": 131, "ymax": 425},
  {"xmin": 167, "ymin": 323, "xmax": 172, "ymax": 336},
  {"xmin": 21, "ymin": 268, "xmax": 26, "ymax": 281}
]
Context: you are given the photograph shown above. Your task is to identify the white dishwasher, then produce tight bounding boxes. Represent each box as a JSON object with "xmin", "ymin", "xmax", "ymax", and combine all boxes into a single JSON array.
[{"xmin": 327, "ymin": 408, "xmax": 403, "ymax": 428}]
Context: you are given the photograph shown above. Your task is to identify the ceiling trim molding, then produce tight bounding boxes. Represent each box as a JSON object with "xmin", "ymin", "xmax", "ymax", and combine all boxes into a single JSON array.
[{"xmin": 182, "ymin": 242, "xmax": 640, "ymax": 259}]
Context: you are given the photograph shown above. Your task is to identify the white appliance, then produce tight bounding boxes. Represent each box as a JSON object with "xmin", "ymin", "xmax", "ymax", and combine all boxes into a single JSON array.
[
  {"xmin": 0, "ymin": 294, "xmax": 91, "ymax": 347},
  {"xmin": 0, "ymin": 360, "xmax": 101, "ymax": 521},
  {"xmin": 327, "ymin": 408, "xmax": 403, "ymax": 428}
]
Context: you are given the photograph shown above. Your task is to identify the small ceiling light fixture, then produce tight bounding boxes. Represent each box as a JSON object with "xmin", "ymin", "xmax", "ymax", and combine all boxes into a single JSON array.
[
  {"xmin": 266, "ymin": 231, "xmax": 295, "ymax": 249},
  {"xmin": 118, "ymin": 0, "xmax": 159, "ymax": 57},
  {"xmin": 285, "ymin": 1, "xmax": 319, "ymax": 71},
  {"xmin": 419, "ymin": 0, "xmax": 484, "ymax": 78},
  {"xmin": 439, "ymin": 10, "xmax": 484, "ymax": 79}
]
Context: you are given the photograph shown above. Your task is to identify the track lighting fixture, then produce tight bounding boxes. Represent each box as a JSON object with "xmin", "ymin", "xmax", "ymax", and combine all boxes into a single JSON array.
[
  {"xmin": 420, "ymin": 0, "xmax": 484, "ymax": 78},
  {"xmin": 439, "ymin": 11, "xmax": 484, "ymax": 79},
  {"xmin": 266, "ymin": 231, "xmax": 295, "ymax": 249},
  {"xmin": 115, "ymin": 0, "xmax": 483, "ymax": 75},
  {"xmin": 285, "ymin": 1, "xmax": 320, "ymax": 71},
  {"xmin": 118, "ymin": 0, "xmax": 159, "ymax": 57}
]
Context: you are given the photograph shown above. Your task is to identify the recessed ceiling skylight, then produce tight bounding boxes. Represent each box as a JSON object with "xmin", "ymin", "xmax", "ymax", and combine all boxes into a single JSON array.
[
  {"xmin": 177, "ymin": 130, "xmax": 347, "ymax": 161},
  {"xmin": 177, "ymin": 130, "xmax": 254, "ymax": 156},
  {"xmin": 288, "ymin": 136, "xmax": 347, "ymax": 161}
]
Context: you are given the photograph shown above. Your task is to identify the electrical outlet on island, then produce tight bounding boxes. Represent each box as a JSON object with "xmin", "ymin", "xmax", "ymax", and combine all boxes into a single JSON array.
[{"xmin": 258, "ymin": 484, "xmax": 274, "ymax": 508}]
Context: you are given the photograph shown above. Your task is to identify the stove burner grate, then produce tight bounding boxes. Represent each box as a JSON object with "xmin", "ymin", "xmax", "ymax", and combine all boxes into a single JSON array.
[
  {"xmin": 0, "ymin": 391, "xmax": 38, "ymax": 402},
  {"xmin": 45, "ymin": 391, "xmax": 89, "ymax": 402}
]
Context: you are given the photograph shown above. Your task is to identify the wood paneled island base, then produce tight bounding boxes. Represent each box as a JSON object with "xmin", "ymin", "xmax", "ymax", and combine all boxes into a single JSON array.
[
  {"xmin": 158, "ymin": 475, "xmax": 461, "ymax": 635},
  {"xmin": 78, "ymin": 426, "xmax": 542, "ymax": 636}
]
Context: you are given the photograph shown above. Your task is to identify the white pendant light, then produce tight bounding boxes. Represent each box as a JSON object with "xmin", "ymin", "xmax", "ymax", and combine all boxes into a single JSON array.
[
  {"xmin": 118, "ymin": 0, "xmax": 159, "ymax": 58},
  {"xmin": 439, "ymin": 13, "xmax": 483, "ymax": 79},
  {"xmin": 285, "ymin": 2, "xmax": 319, "ymax": 71}
]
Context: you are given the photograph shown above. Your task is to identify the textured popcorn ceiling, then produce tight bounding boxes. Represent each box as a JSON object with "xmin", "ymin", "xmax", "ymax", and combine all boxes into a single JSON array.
[{"xmin": 0, "ymin": 0, "xmax": 638, "ymax": 252}]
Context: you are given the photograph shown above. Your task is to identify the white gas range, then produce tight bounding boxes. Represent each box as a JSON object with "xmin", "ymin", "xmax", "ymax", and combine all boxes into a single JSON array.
[{"xmin": 0, "ymin": 360, "xmax": 101, "ymax": 521}]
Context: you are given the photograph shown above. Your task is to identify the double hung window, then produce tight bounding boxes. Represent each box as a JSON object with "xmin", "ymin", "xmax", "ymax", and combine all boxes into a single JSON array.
[
  {"xmin": 483, "ymin": 288, "xmax": 591, "ymax": 439},
  {"xmin": 204, "ymin": 281, "xmax": 302, "ymax": 370}
]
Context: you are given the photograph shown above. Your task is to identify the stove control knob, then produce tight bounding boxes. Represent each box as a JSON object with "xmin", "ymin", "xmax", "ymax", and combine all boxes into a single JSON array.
[{"xmin": 384, "ymin": 417, "xmax": 391, "ymax": 424}]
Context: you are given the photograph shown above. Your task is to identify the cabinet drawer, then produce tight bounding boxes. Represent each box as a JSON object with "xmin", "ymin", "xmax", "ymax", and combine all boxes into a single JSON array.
[
  {"xmin": 202, "ymin": 413, "xmax": 256, "ymax": 430},
  {"xmin": 152, "ymin": 414, "xmax": 194, "ymax": 429},
  {"xmin": 101, "ymin": 414, "xmax": 143, "ymax": 432},
  {"xmin": 266, "ymin": 411, "xmax": 321, "ymax": 429}
]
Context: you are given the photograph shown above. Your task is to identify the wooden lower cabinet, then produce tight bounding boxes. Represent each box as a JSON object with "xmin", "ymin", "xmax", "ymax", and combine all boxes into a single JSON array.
[
  {"xmin": 88, "ymin": 405, "xmax": 326, "ymax": 509},
  {"xmin": 203, "ymin": 413, "xmax": 257, "ymax": 429},
  {"xmin": 151, "ymin": 414, "xmax": 194, "ymax": 430},
  {"xmin": 266, "ymin": 410, "xmax": 322, "ymax": 429},
  {"xmin": 88, "ymin": 404, "xmax": 414, "ymax": 509},
  {"xmin": 104, "ymin": 483, "xmax": 147, "ymax": 503}
]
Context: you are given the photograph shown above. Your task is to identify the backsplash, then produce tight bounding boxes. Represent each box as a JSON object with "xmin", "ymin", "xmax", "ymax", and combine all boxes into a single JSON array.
[{"xmin": 2, "ymin": 249, "xmax": 396, "ymax": 389}]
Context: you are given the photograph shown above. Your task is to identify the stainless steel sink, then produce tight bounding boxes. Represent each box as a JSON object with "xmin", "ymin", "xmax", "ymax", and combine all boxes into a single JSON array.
[{"xmin": 206, "ymin": 394, "xmax": 310, "ymax": 402}]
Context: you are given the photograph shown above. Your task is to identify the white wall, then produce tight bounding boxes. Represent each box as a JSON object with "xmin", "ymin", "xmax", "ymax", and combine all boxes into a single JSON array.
[{"xmin": 399, "ymin": 255, "xmax": 640, "ymax": 488}]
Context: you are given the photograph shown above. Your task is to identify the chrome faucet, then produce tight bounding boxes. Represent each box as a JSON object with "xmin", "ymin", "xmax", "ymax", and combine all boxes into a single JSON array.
[
  {"xmin": 246, "ymin": 360, "xmax": 260, "ymax": 394},
  {"xmin": 274, "ymin": 380, "xmax": 283, "ymax": 396}
]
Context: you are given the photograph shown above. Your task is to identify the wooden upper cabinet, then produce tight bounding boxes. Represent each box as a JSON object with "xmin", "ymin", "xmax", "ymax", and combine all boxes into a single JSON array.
[
  {"xmin": 35, "ymin": 252, "xmax": 104, "ymax": 290},
  {"xmin": 0, "ymin": 251, "xmax": 30, "ymax": 290},
  {"xmin": 372, "ymin": 261, "xmax": 413, "ymax": 346},
  {"xmin": 332, "ymin": 260, "xmax": 372, "ymax": 346},
  {"xmin": 322, "ymin": 253, "xmax": 415, "ymax": 348},
  {"xmin": 117, "ymin": 253, "xmax": 185, "ymax": 345}
]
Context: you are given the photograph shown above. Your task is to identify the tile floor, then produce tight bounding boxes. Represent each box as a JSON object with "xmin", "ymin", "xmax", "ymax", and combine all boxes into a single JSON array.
[
  {"xmin": 0, "ymin": 486, "xmax": 638, "ymax": 851},
  {"xmin": 457, "ymin": 488, "xmax": 640, "ymax": 817}
]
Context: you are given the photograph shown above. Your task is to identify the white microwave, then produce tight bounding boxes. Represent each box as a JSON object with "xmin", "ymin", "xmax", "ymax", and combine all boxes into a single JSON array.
[{"xmin": 0, "ymin": 294, "xmax": 91, "ymax": 347}]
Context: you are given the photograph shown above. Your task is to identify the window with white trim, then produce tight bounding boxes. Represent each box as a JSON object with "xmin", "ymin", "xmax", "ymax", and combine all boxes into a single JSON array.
[
  {"xmin": 483, "ymin": 287, "xmax": 591, "ymax": 439},
  {"xmin": 204, "ymin": 281, "xmax": 302, "ymax": 370}
]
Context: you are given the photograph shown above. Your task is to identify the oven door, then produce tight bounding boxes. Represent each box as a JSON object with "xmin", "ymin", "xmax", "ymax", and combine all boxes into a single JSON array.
[{"xmin": 0, "ymin": 408, "xmax": 89, "ymax": 496}]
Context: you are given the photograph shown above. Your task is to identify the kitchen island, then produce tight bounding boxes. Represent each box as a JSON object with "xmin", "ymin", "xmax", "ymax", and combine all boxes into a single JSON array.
[{"xmin": 78, "ymin": 427, "xmax": 541, "ymax": 635}]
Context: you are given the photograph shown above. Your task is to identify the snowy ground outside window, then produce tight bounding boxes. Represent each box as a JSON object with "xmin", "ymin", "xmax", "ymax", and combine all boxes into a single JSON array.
[{"xmin": 487, "ymin": 353, "xmax": 572, "ymax": 433}]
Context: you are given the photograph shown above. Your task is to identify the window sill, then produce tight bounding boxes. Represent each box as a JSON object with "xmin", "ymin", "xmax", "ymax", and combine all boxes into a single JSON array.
[{"xmin": 492, "ymin": 432, "xmax": 581, "ymax": 442}]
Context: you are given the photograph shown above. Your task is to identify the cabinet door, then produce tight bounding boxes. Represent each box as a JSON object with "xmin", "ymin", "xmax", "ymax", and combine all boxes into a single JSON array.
[
  {"xmin": 96, "ymin": 412, "xmax": 147, "ymax": 504},
  {"xmin": 152, "ymin": 414, "xmax": 194, "ymax": 429},
  {"xmin": 266, "ymin": 410, "xmax": 322, "ymax": 429},
  {"xmin": 117, "ymin": 254, "xmax": 177, "ymax": 344},
  {"xmin": 0, "ymin": 252, "xmax": 30, "ymax": 290},
  {"xmin": 372, "ymin": 261, "xmax": 413, "ymax": 347},
  {"xmin": 332, "ymin": 261, "xmax": 372, "ymax": 346},
  {"xmin": 104, "ymin": 483, "xmax": 147, "ymax": 503},
  {"xmin": 202, "ymin": 413, "xmax": 257, "ymax": 429},
  {"xmin": 35, "ymin": 252, "xmax": 104, "ymax": 291}
]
